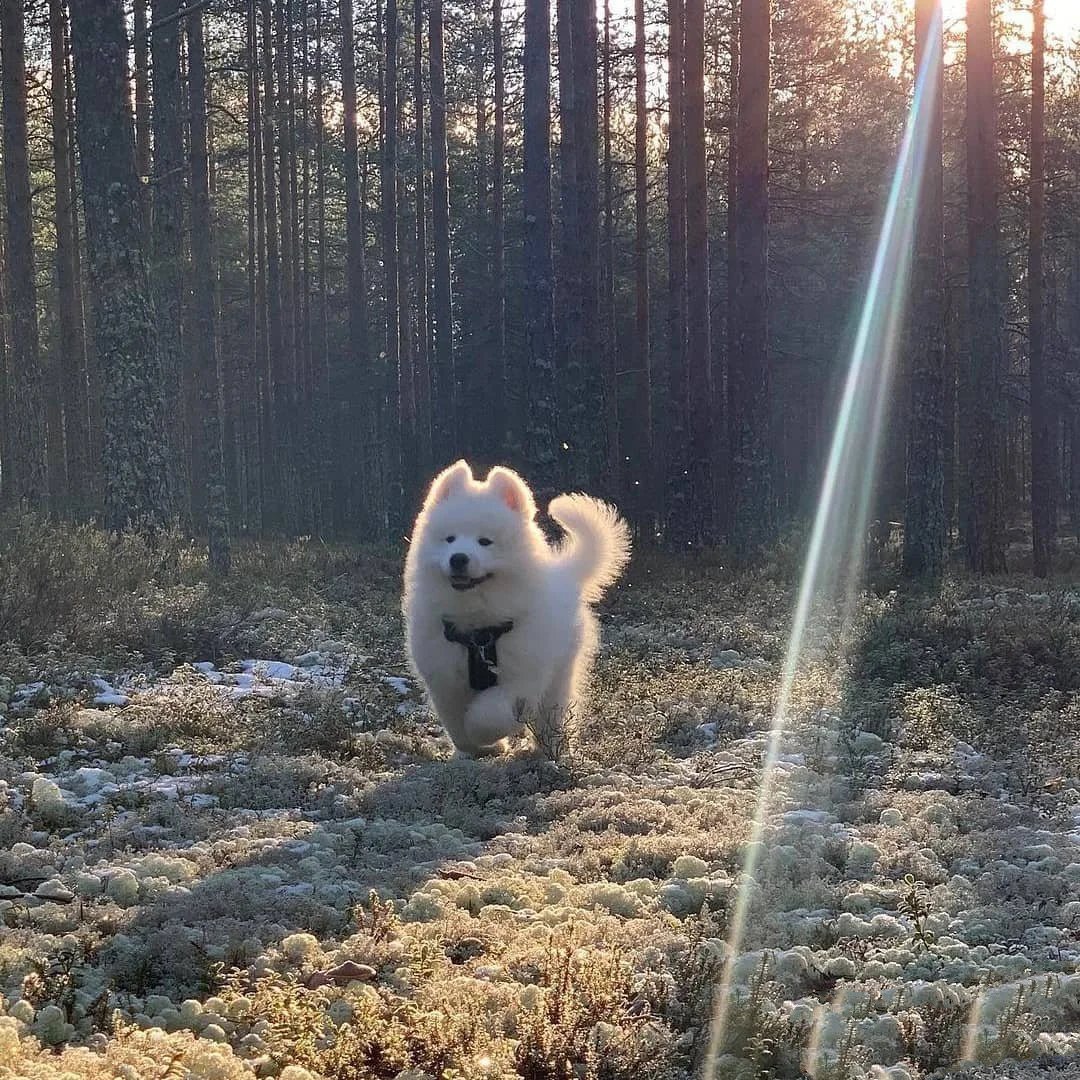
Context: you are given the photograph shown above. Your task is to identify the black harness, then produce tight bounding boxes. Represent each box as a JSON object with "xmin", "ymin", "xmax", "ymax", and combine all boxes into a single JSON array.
[{"xmin": 442, "ymin": 619, "xmax": 514, "ymax": 691}]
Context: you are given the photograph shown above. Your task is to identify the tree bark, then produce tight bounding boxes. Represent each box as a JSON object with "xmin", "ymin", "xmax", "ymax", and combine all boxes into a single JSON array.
[
  {"xmin": 902, "ymin": 0, "xmax": 947, "ymax": 580},
  {"xmin": 133, "ymin": 0, "xmax": 152, "ymax": 231},
  {"xmin": 522, "ymin": 0, "xmax": 560, "ymax": 493},
  {"xmin": 70, "ymin": 0, "xmax": 173, "ymax": 532},
  {"xmin": 729, "ymin": 0, "xmax": 774, "ymax": 556},
  {"xmin": 412, "ymin": 0, "xmax": 432, "ymax": 475},
  {"xmin": 664, "ymin": 0, "xmax": 688, "ymax": 540},
  {"xmin": 601, "ymin": 0, "xmax": 620, "ymax": 495},
  {"xmin": 962, "ymin": 0, "xmax": 1006, "ymax": 572},
  {"xmin": 188, "ymin": 10, "xmax": 231, "ymax": 571},
  {"xmin": 684, "ymin": 0, "xmax": 711, "ymax": 541},
  {"xmin": 151, "ymin": 0, "xmax": 189, "ymax": 515},
  {"xmin": 50, "ymin": 0, "xmax": 90, "ymax": 513},
  {"xmin": 490, "ymin": 0, "xmax": 507, "ymax": 460},
  {"xmin": 1029, "ymin": 0, "xmax": 1053, "ymax": 576},
  {"xmin": 1, "ymin": 0, "xmax": 48, "ymax": 506},
  {"xmin": 383, "ymin": 0, "xmax": 403, "ymax": 531},
  {"xmin": 628, "ymin": 0, "xmax": 652, "ymax": 534},
  {"xmin": 429, "ymin": 0, "xmax": 455, "ymax": 465}
]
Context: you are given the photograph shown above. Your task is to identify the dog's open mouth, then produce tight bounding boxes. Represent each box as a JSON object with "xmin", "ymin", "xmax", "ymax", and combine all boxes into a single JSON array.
[{"xmin": 449, "ymin": 573, "xmax": 493, "ymax": 591}]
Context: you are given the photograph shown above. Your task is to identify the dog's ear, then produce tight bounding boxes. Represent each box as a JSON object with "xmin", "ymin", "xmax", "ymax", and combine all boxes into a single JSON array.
[
  {"xmin": 426, "ymin": 460, "xmax": 473, "ymax": 507},
  {"xmin": 486, "ymin": 467, "xmax": 536, "ymax": 517}
]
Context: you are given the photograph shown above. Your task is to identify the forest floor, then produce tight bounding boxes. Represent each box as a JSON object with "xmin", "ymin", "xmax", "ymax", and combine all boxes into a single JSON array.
[{"xmin": 1, "ymin": 517, "xmax": 1080, "ymax": 1079}]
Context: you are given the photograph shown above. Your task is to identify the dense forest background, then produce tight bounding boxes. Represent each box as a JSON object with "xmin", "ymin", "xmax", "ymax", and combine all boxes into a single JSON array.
[{"xmin": 0, "ymin": 0, "xmax": 1078, "ymax": 578}]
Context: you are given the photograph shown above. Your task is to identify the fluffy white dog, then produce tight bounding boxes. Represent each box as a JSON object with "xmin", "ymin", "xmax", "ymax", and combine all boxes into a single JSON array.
[{"xmin": 403, "ymin": 460, "xmax": 631, "ymax": 757}]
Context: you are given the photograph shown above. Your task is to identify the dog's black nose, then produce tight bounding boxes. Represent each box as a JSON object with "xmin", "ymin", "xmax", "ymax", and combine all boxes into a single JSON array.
[{"xmin": 449, "ymin": 552, "xmax": 469, "ymax": 573}]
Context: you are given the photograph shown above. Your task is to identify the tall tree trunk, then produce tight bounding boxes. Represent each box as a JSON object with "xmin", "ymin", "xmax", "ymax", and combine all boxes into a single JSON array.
[
  {"xmin": 188, "ymin": 10, "xmax": 231, "ymax": 571},
  {"xmin": 340, "ymin": 0, "xmax": 374, "ymax": 529},
  {"xmin": 274, "ymin": 0, "xmax": 299, "ymax": 523},
  {"xmin": 70, "ymin": 0, "xmax": 172, "ymax": 532},
  {"xmin": 962, "ymin": 0, "xmax": 1006, "ymax": 572},
  {"xmin": 629, "ymin": 0, "xmax": 652, "ymax": 534},
  {"xmin": 383, "ymin": 0, "xmax": 403, "ymax": 531},
  {"xmin": 684, "ymin": 0, "xmax": 711, "ymax": 541},
  {"xmin": 260, "ymin": 0, "xmax": 286, "ymax": 526},
  {"xmin": 490, "ymin": 0, "xmax": 506, "ymax": 459},
  {"xmin": 569, "ymin": 0, "xmax": 603, "ymax": 487},
  {"xmin": 1029, "ymin": 0, "xmax": 1052, "ymax": 576},
  {"xmin": 50, "ymin": 0, "xmax": 90, "ymax": 513},
  {"xmin": 601, "ymin": 0, "xmax": 619, "ymax": 495},
  {"xmin": 133, "ymin": 0, "xmax": 152, "ymax": 231},
  {"xmin": 429, "ymin": 0, "xmax": 455, "ymax": 466},
  {"xmin": 729, "ymin": 0, "xmax": 773, "ymax": 556},
  {"xmin": 247, "ymin": 0, "xmax": 266, "ymax": 531},
  {"xmin": 665, "ymin": 0, "xmax": 688, "ymax": 539},
  {"xmin": 721, "ymin": 0, "xmax": 739, "ymax": 539},
  {"xmin": 556, "ymin": 0, "xmax": 579, "ymax": 440},
  {"xmin": 413, "ymin": 0, "xmax": 432, "ymax": 475},
  {"xmin": 314, "ymin": 0, "xmax": 330, "ymax": 528},
  {"xmin": 0, "ymin": 0, "xmax": 48, "ymax": 506},
  {"xmin": 151, "ymin": 0, "xmax": 189, "ymax": 515},
  {"xmin": 522, "ymin": 0, "xmax": 559, "ymax": 492},
  {"xmin": 903, "ymin": 0, "xmax": 947, "ymax": 579}
]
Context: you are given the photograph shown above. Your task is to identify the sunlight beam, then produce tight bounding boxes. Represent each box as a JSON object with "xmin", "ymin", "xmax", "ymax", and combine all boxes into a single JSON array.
[{"xmin": 701, "ymin": 7, "xmax": 944, "ymax": 1074}]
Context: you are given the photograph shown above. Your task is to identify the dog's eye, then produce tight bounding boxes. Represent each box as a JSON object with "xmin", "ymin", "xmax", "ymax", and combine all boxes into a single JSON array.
[
  {"xmin": 478, "ymin": 537, "xmax": 493, "ymax": 547},
  {"xmin": 445, "ymin": 535, "xmax": 456, "ymax": 543}
]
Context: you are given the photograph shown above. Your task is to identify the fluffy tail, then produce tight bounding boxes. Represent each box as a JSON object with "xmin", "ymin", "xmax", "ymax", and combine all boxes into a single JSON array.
[{"xmin": 547, "ymin": 493, "xmax": 632, "ymax": 603}]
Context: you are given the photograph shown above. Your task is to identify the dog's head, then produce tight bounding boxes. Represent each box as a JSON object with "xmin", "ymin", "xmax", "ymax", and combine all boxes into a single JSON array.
[{"xmin": 410, "ymin": 460, "xmax": 539, "ymax": 592}]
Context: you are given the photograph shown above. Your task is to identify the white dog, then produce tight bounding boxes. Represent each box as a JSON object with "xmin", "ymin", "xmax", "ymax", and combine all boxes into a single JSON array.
[{"xmin": 403, "ymin": 460, "xmax": 631, "ymax": 757}]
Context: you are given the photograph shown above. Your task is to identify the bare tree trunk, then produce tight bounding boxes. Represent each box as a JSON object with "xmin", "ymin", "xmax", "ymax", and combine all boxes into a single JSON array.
[
  {"xmin": 628, "ymin": 0, "xmax": 652, "ymax": 534},
  {"xmin": 601, "ymin": 0, "xmax": 619, "ymax": 495},
  {"xmin": 340, "ymin": 0, "xmax": 374, "ymax": 529},
  {"xmin": 962, "ymin": 0, "xmax": 1006, "ymax": 572},
  {"xmin": 383, "ymin": 0, "xmax": 403, "ymax": 531},
  {"xmin": 684, "ymin": 0, "xmax": 711, "ymax": 541},
  {"xmin": 721, "ymin": 0, "xmax": 739, "ymax": 539},
  {"xmin": 70, "ymin": 0, "xmax": 172, "ymax": 532},
  {"xmin": 50, "ymin": 0, "xmax": 90, "ymax": 514},
  {"xmin": 664, "ymin": 0, "xmax": 688, "ymax": 539},
  {"xmin": 151, "ymin": 0, "xmax": 189, "ymax": 516},
  {"xmin": 569, "ymin": 0, "xmax": 603, "ymax": 487},
  {"xmin": 429, "ymin": 0, "xmax": 455, "ymax": 466},
  {"xmin": 133, "ymin": 0, "xmax": 152, "ymax": 231},
  {"xmin": 522, "ymin": 0, "xmax": 559, "ymax": 492},
  {"xmin": 412, "ymin": 0, "xmax": 432, "ymax": 475},
  {"xmin": 729, "ymin": 0, "xmax": 773, "ymax": 556},
  {"xmin": 247, "ymin": 0, "xmax": 266, "ymax": 531},
  {"xmin": 0, "ymin": 0, "xmax": 48, "ymax": 505},
  {"xmin": 490, "ymin": 0, "xmax": 506, "ymax": 459},
  {"xmin": 903, "ymin": 0, "xmax": 947, "ymax": 579},
  {"xmin": 1029, "ymin": 0, "xmax": 1053, "ymax": 575},
  {"xmin": 188, "ymin": 10, "xmax": 231, "ymax": 570}
]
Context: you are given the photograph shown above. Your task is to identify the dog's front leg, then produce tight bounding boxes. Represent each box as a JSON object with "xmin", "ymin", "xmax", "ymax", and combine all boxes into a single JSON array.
[{"xmin": 463, "ymin": 686, "xmax": 527, "ymax": 747}]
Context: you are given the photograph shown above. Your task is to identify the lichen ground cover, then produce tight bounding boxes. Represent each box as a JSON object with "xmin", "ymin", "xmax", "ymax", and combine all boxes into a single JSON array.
[{"xmin": 1, "ymin": 538, "xmax": 1079, "ymax": 1079}]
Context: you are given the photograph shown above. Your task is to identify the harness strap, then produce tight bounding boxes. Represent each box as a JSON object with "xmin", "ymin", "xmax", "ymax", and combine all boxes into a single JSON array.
[{"xmin": 442, "ymin": 619, "xmax": 514, "ymax": 691}]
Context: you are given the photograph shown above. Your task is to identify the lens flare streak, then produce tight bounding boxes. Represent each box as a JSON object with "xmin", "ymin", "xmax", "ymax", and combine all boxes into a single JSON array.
[{"xmin": 702, "ymin": 8, "xmax": 944, "ymax": 1074}]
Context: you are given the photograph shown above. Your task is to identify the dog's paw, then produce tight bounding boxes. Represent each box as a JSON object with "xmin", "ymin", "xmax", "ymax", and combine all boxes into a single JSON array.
[{"xmin": 464, "ymin": 688, "xmax": 524, "ymax": 748}]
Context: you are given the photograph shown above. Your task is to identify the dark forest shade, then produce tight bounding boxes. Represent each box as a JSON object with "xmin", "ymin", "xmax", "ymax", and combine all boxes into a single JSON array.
[{"xmin": 69, "ymin": 0, "xmax": 172, "ymax": 533}]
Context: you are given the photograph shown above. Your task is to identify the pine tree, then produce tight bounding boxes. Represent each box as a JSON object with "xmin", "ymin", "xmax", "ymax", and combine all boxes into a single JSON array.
[
  {"xmin": 0, "ymin": 0, "xmax": 47, "ymax": 505},
  {"xmin": 70, "ymin": 0, "xmax": 172, "ymax": 532},
  {"xmin": 903, "ymin": 0, "xmax": 947, "ymax": 580}
]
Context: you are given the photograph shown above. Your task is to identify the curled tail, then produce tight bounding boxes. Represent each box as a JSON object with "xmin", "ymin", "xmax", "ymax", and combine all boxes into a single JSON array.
[{"xmin": 547, "ymin": 493, "xmax": 632, "ymax": 603}]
